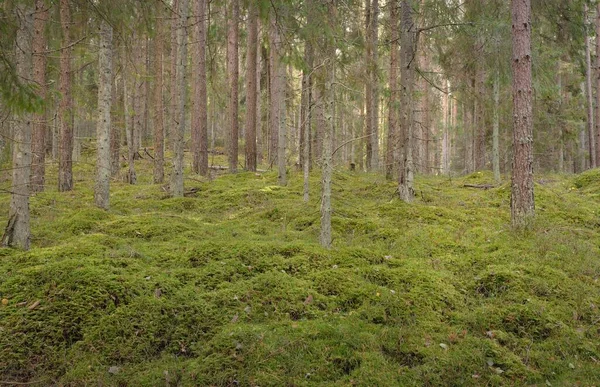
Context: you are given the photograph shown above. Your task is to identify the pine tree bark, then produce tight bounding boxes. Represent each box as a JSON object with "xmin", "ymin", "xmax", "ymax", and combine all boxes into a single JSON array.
[
  {"xmin": 595, "ymin": 2, "xmax": 600, "ymax": 168},
  {"xmin": 3, "ymin": 5, "xmax": 33, "ymax": 250},
  {"xmin": 320, "ymin": 1, "xmax": 336, "ymax": 249},
  {"xmin": 192, "ymin": 0, "xmax": 208, "ymax": 175},
  {"xmin": 510, "ymin": 0, "xmax": 534, "ymax": 228},
  {"xmin": 171, "ymin": 0, "xmax": 189, "ymax": 196},
  {"xmin": 58, "ymin": 0, "xmax": 73, "ymax": 192},
  {"xmin": 370, "ymin": 0, "xmax": 380, "ymax": 170},
  {"xmin": 269, "ymin": 14, "xmax": 281, "ymax": 170},
  {"xmin": 154, "ymin": 9, "xmax": 165, "ymax": 183},
  {"xmin": 31, "ymin": 0, "xmax": 47, "ymax": 193},
  {"xmin": 492, "ymin": 70, "xmax": 501, "ymax": 182},
  {"xmin": 244, "ymin": 2, "xmax": 258, "ymax": 172},
  {"xmin": 301, "ymin": 26, "xmax": 314, "ymax": 202},
  {"xmin": 584, "ymin": 3, "xmax": 596, "ymax": 169},
  {"xmin": 398, "ymin": 0, "xmax": 415, "ymax": 203},
  {"xmin": 94, "ymin": 21, "xmax": 113, "ymax": 210},
  {"xmin": 385, "ymin": 0, "xmax": 399, "ymax": 180},
  {"xmin": 123, "ymin": 44, "xmax": 136, "ymax": 184},
  {"xmin": 475, "ymin": 60, "xmax": 486, "ymax": 171},
  {"xmin": 227, "ymin": 0, "xmax": 239, "ymax": 173}
]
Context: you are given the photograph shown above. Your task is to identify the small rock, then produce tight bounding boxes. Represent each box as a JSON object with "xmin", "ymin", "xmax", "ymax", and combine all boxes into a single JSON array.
[
  {"xmin": 439, "ymin": 343, "xmax": 449, "ymax": 350},
  {"xmin": 569, "ymin": 363, "xmax": 575, "ymax": 369},
  {"xmin": 108, "ymin": 366, "xmax": 120, "ymax": 374}
]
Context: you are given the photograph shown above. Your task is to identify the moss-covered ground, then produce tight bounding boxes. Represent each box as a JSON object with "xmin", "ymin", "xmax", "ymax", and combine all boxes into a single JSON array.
[{"xmin": 1, "ymin": 157, "xmax": 599, "ymax": 386}]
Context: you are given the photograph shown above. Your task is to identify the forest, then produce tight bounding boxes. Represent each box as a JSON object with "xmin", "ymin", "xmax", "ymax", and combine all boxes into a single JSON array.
[{"xmin": 0, "ymin": 0, "xmax": 599, "ymax": 385}]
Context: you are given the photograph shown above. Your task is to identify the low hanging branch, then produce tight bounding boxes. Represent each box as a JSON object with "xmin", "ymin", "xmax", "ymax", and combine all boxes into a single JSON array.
[{"xmin": 332, "ymin": 132, "xmax": 375, "ymax": 157}]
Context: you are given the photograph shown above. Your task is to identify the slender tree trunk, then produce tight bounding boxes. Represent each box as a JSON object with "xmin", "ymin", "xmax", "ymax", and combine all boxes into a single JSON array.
[
  {"xmin": 172, "ymin": 0, "xmax": 189, "ymax": 196},
  {"xmin": 492, "ymin": 70, "xmax": 501, "ymax": 182},
  {"xmin": 584, "ymin": 3, "xmax": 596, "ymax": 168},
  {"xmin": 475, "ymin": 60, "xmax": 486, "ymax": 171},
  {"xmin": 192, "ymin": 0, "xmax": 208, "ymax": 175},
  {"xmin": 365, "ymin": 0, "xmax": 373, "ymax": 171},
  {"xmin": 94, "ymin": 21, "xmax": 113, "ymax": 210},
  {"xmin": 31, "ymin": 0, "xmax": 47, "ymax": 193},
  {"xmin": 398, "ymin": 0, "xmax": 415, "ymax": 203},
  {"xmin": 123, "ymin": 44, "xmax": 136, "ymax": 184},
  {"xmin": 511, "ymin": 0, "xmax": 534, "ymax": 228},
  {"xmin": 58, "ymin": 0, "xmax": 73, "ymax": 192},
  {"xmin": 595, "ymin": 2, "xmax": 600, "ymax": 167},
  {"xmin": 386, "ymin": 0, "xmax": 399, "ymax": 180},
  {"xmin": 256, "ymin": 25, "xmax": 263, "ymax": 166},
  {"xmin": 245, "ymin": 2, "xmax": 258, "ymax": 172},
  {"xmin": 3, "ymin": 5, "xmax": 33, "ymax": 250},
  {"xmin": 170, "ymin": 0, "xmax": 179, "ymax": 146},
  {"xmin": 321, "ymin": 2, "xmax": 336, "ymax": 249},
  {"xmin": 370, "ymin": 0, "xmax": 380, "ymax": 170},
  {"xmin": 133, "ymin": 33, "xmax": 144, "ymax": 155},
  {"xmin": 227, "ymin": 0, "xmax": 239, "ymax": 173},
  {"xmin": 110, "ymin": 55, "xmax": 120, "ymax": 177},
  {"xmin": 269, "ymin": 15, "xmax": 280, "ymax": 169},
  {"xmin": 557, "ymin": 59, "xmax": 565, "ymax": 173},
  {"xmin": 301, "ymin": 23, "xmax": 313, "ymax": 202},
  {"xmin": 154, "ymin": 10, "xmax": 165, "ymax": 183}
]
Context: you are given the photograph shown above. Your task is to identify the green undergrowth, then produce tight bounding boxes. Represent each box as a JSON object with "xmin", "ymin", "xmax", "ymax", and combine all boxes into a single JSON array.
[{"xmin": 1, "ymin": 162, "xmax": 599, "ymax": 386}]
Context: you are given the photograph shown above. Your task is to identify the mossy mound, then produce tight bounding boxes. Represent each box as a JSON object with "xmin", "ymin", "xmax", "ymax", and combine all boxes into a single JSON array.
[{"xmin": 1, "ymin": 163, "xmax": 599, "ymax": 385}]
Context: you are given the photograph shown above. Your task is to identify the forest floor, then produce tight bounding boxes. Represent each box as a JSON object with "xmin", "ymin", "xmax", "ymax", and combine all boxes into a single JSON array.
[{"xmin": 1, "ymin": 154, "xmax": 599, "ymax": 386}]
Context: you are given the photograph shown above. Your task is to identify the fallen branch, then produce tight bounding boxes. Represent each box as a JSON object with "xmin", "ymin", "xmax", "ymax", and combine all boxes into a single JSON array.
[{"xmin": 463, "ymin": 184, "xmax": 496, "ymax": 190}]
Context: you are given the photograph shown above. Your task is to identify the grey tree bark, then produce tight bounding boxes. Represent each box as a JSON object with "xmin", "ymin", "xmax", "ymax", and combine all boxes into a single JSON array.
[
  {"xmin": 398, "ymin": 0, "xmax": 415, "ymax": 203},
  {"xmin": 492, "ymin": 70, "xmax": 501, "ymax": 183},
  {"xmin": 154, "ymin": 9, "xmax": 165, "ymax": 183},
  {"xmin": 584, "ymin": 3, "xmax": 596, "ymax": 168},
  {"xmin": 94, "ymin": 21, "xmax": 113, "ymax": 210},
  {"xmin": 171, "ymin": 0, "xmax": 189, "ymax": 197},
  {"xmin": 301, "ymin": 29, "xmax": 314, "ymax": 203},
  {"xmin": 595, "ymin": 2, "xmax": 600, "ymax": 168},
  {"xmin": 3, "ymin": 5, "xmax": 33, "ymax": 250},
  {"xmin": 510, "ymin": 0, "xmax": 535, "ymax": 228}
]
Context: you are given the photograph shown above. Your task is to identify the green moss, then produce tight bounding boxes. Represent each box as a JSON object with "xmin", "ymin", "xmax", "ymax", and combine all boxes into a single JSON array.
[{"xmin": 1, "ymin": 166, "xmax": 599, "ymax": 385}]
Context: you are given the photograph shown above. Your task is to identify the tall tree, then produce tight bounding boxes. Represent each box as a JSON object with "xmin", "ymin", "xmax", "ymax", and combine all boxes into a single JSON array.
[
  {"xmin": 171, "ymin": 0, "xmax": 189, "ymax": 197},
  {"xmin": 227, "ymin": 0, "xmax": 239, "ymax": 173},
  {"xmin": 58, "ymin": 0, "xmax": 73, "ymax": 192},
  {"xmin": 584, "ymin": 3, "xmax": 595, "ymax": 168},
  {"xmin": 510, "ymin": 0, "xmax": 534, "ymax": 228},
  {"xmin": 192, "ymin": 0, "xmax": 208, "ymax": 176},
  {"xmin": 31, "ymin": 0, "xmax": 47, "ymax": 193},
  {"xmin": 269, "ymin": 11, "xmax": 285, "ymax": 180},
  {"xmin": 321, "ymin": 0, "xmax": 336, "ymax": 249},
  {"xmin": 386, "ymin": 0, "xmax": 399, "ymax": 180},
  {"xmin": 244, "ymin": 1, "xmax": 258, "ymax": 172},
  {"xmin": 301, "ymin": 1, "xmax": 314, "ymax": 202},
  {"xmin": 154, "ymin": 7, "xmax": 165, "ymax": 183},
  {"xmin": 3, "ymin": 4, "xmax": 33, "ymax": 250},
  {"xmin": 94, "ymin": 20, "xmax": 113, "ymax": 210},
  {"xmin": 595, "ymin": 2, "xmax": 600, "ymax": 168},
  {"xmin": 398, "ymin": 0, "xmax": 415, "ymax": 203}
]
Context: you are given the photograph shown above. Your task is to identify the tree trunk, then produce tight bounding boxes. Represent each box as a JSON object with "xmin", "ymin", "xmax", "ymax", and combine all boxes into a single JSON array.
[
  {"xmin": 244, "ymin": 2, "xmax": 258, "ymax": 172},
  {"xmin": 595, "ymin": 2, "xmax": 600, "ymax": 168},
  {"xmin": 171, "ymin": 0, "xmax": 189, "ymax": 197},
  {"xmin": 227, "ymin": 0, "xmax": 239, "ymax": 173},
  {"xmin": 475, "ymin": 60, "xmax": 486, "ymax": 171},
  {"xmin": 492, "ymin": 70, "xmax": 501, "ymax": 182},
  {"xmin": 31, "ymin": 0, "xmax": 47, "ymax": 193},
  {"xmin": 365, "ymin": 0, "xmax": 373, "ymax": 171},
  {"xmin": 3, "ymin": 5, "xmax": 33, "ymax": 250},
  {"xmin": 123, "ymin": 44, "xmax": 136, "ymax": 184},
  {"xmin": 370, "ymin": 0, "xmax": 380, "ymax": 171},
  {"xmin": 269, "ymin": 15, "xmax": 281, "ymax": 170},
  {"xmin": 321, "ymin": 2, "xmax": 336, "ymax": 249},
  {"xmin": 154, "ymin": 9, "xmax": 165, "ymax": 183},
  {"xmin": 301, "ymin": 29, "xmax": 313, "ymax": 202},
  {"xmin": 58, "ymin": 0, "xmax": 73, "ymax": 192},
  {"xmin": 94, "ymin": 21, "xmax": 113, "ymax": 210},
  {"xmin": 510, "ymin": 0, "xmax": 534, "ymax": 228},
  {"xmin": 170, "ymin": 0, "xmax": 179, "ymax": 147},
  {"xmin": 386, "ymin": 0, "xmax": 399, "ymax": 180},
  {"xmin": 584, "ymin": 3, "xmax": 596, "ymax": 169},
  {"xmin": 398, "ymin": 0, "xmax": 415, "ymax": 203},
  {"xmin": 192, "ymin": 0, "xmax": 208, "ymax": 175},
  {"xmin": 110, "ymin": 50, "xmax": 120, "ymax": 178}
]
